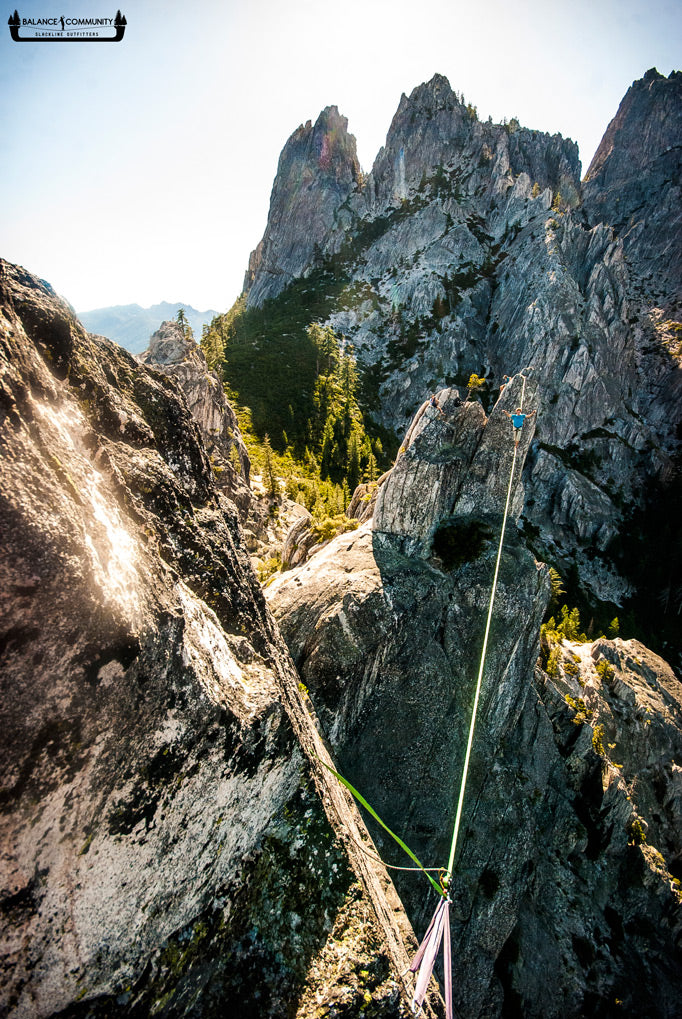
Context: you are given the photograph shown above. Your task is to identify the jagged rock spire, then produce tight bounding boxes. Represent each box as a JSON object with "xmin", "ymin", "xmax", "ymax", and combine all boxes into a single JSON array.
[{"xmin": 243, "ymin": 105, "xmax": 361, "ymax": 306}]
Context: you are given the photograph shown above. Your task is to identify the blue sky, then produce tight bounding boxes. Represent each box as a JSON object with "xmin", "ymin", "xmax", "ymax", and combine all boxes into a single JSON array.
[{"xmin": 1, "ymin": 0, "xmax": 679, "ymax": 314}]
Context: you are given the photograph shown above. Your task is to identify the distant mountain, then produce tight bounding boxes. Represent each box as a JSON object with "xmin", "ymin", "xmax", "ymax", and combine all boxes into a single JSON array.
[{"xmin": 78, "ymin": 301, "xmax": 219, "ymax": 354}]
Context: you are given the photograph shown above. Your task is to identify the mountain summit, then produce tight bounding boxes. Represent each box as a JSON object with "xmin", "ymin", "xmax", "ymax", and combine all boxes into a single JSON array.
[
  {"xmin": 244, "ymin": 105, "xmax": 361, "ymax": 306},
  {"xmin": 239, "ymin": 69, "xmax": 682, "ymax": 621}
]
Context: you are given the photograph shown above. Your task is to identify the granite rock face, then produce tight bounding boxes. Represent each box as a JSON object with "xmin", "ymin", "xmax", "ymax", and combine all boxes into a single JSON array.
[
  {"xmin": 583, "ymin": 68, "xmax": 682, "ymax": 317},
  {"xmin": 139, "ymin": 320, "xmax": 252, "ymax": 519},
  {"xmin": 243, "ymin": 69, "xmax": 682, "ymax": 608},
  {"xmin": 0, "ymin": 260, "xmax": 439, "ymax": 1019},
  {"xmin": 267, "ymin": 392, "xmax": 682, "ymax": 1018},
  {"xmin": 374, "ymin": 375, "xmax": 537, "ymax": 553},
  {"xmin": 267, "ymin": 380, "xmax": 549, "ymax": 927},
  {"xmin": 519, "ymin": 635, "xmax": 682, "ymax": 1019},
  {"xmin": 244, "ymin": 106, "xmax": 362, "ymax": 308}
]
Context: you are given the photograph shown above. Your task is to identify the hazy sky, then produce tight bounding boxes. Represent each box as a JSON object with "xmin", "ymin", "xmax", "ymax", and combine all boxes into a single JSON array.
[{"xmin": 1, "ymin": 0, "xmax": 679, "ymax": 314}]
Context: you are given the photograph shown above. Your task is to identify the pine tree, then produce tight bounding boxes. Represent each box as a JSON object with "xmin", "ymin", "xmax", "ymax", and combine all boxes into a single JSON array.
[
  {"xmin": 200, "ymin": 323, "xmax": 225, "ymax": 376},
  {"xmin": 365, "ymin": 447, "xmax": 377, "ymax": 483},
  {"xmin": 557, "ymin": 605, "xmax": 581, "ymax": 641},
  {"xmin": 176, "ymin": 307, "xmax": 193, "ymax": 342},
  {"xmin": 548, "ymin": 567, "xmax": 565, "ymax": 607},
  {"xmin": 347, "ymin": 433, "xmax": 361, "ymax": 493},
  {"xmin": 262, "ymin": 435, "xmax": 278, "ymax": 496},
  {"xmin": 308, "ymin": 322, "xmax": 339, "ymax": 377},
  {"xmin": 320, "ymin": 417, "xmax": 336, "ymax": 480}
]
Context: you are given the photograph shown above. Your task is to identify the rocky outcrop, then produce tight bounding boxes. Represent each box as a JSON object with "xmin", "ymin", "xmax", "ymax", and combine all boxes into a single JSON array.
[
  {"xmin": 281, "ymin": 509, "xmax": 315, "ymax": 569},
  {"xmin": 243, "ymin": 488, "xmax": 311, "ymax": 572},
  {"xmin": 374, "ymin": 377, "xmax": 537, "ymax": 553},
  {"xmin": 239, "ymin": 69, "xmax": 682, "ymax": 613},
  {"xmin": 583, "ymin": 69, "xmax": 682, "ymax": 316},
  {"xmin": 523, "ymin": 635, "xmax": 682, "ymax": 1018},
  {"xmin": 267, "ymin": 390, "xmax": 682, "ymax": 1017},
  {"xmin": 267, "ymin": 378, "xmax": 548, "ymax": 924},
  {"xmin": 140, "ymin": 320, "xmax": 252, "ymax": 519},
  {"xmin": 0, "ymin": 260, "xmax": 439, "ymax": 1018},
  {"xmin": 244, "ymin": 107, "xmax": 362, "ymax": 307},
  {"xmin": 364, "ymin": 73, "xmax": 580, "ymax": 215}
]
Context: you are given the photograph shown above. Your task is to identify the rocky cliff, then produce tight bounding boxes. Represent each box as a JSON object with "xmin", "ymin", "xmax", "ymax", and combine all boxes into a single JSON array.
[
  {"xmin": 241, "ymin": 69, "xmax": 682, "ymax": 622},
  {"xmin": 267, "ymin": 384, "xmax": 682, "ymax": 1018},
  {"xmin": 139, "ymin": 319, "xmax": 252, "ymax": 519},
  {"xmin": 0, "ymin": 260, "xmax": 439, "ymax": 1018},
  {"xmin": 244, "ymin": 106, "xmax": 362, "ymax": 308},
  {"xmin": 583, "ymin": 68, "xmax": 682, "ymax": 318}
]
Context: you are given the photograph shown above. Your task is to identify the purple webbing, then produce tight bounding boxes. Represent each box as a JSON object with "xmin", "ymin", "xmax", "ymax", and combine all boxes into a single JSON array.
[{"xmin": 410, "ymin": 898, "xmax": 452, "ymax": 1018}]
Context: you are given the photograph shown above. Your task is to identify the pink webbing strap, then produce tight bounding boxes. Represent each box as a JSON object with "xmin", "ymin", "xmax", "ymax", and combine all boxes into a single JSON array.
[{"xmin": 409, "ymin": 897, "xmax": 452, "ymax": 1018}]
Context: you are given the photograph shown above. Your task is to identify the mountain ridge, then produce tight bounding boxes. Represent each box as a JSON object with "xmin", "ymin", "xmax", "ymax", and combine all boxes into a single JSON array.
[
  {"xmin": 227, "ymin": 67, "xmax": 682, "ymax": 659},
  {"xmin": 78, "ymin": 301, "xmax": 219, "ymax": 354}
]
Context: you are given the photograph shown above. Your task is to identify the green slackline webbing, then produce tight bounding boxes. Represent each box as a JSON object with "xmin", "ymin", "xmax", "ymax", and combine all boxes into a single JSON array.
[{"xmin": 445, "ymin": 371, "xmax": 528, "ymax": 880}]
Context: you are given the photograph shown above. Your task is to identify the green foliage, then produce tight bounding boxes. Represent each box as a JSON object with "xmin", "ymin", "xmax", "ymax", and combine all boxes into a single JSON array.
[
  {"xmin": 548, "ymin": 567, "xmax": 565, "ymax": 607},
  {"xmin": 202, "ymin": 269, "xmax": 349, "ymax": 453},
  {"xmin": 176, "ymin": 307, "xmax": 194, "ymax": 343},
  {"xmin": 629, "ymin": 817, "xmax": 647, "ymax": 845},
  {"xmin": 564, "ymin": 694, "xmax": 593, "ymax": 725},
  {"xmin": 591, "ymin": 723, "xmax": 606, "ymax": 757},
  {"xmin": 541, "ymin": 605, "xmax": 590, "ymax": 680},
  {"xmin": 310, "ymin": 514, "xmax": 359, "ymax": 544},
  {"xmin": 257, "ymin": 553, "xmax": 281, "ymax": 586},
  {"xmin": 595, "ymin": 658, "xmax": 615, "ymax": 682},
  {"xmin": 545, "ymin": 645, "xmax": 561, "ymax": 677},
  {"xmin": 285, "ymin": 475, "xmax": 347, "ymax": 518},
  {"xmin": 203, "ymin": 289, "xmax": 385, "ymax": 502},
  {"xmin": 262, "ymin": 434, "xmax": 278, "ymax": 496},
  {"xmin": 200, "ymin": 322, "xmax": 225, "ymax": 377},
  {"xmin": 431, "ymin": 518, "xmax": 493, "ymax": 570},
  {"xmin": 308, "ymin": 324, "xmax": 372, "ymax": 486},
  {"xmin": 607, "ymin": 617, "xmax": 620, "ymax": 638},
  {"xmin": 466, "ymin": 372, "xmax": 486, "ymax": 399},
  {"xmin": 557, "ymin": 604, "xmax": 582, "ymax": 641}
]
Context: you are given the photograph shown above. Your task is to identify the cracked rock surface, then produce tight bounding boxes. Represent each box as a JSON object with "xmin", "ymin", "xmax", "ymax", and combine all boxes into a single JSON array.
[
  {"xmin": 268, "ymin": 388, "xmax": 682, "ymax": 1018},
  {"xmin": 0, "ymin": 260, "xmax": 438, "ymax": 1019}
]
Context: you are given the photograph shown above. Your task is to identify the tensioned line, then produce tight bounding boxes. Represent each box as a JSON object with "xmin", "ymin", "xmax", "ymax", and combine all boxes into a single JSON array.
[{"xmin": 445, "ymin": 371, "xmax": 527, "ymax": 879}]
